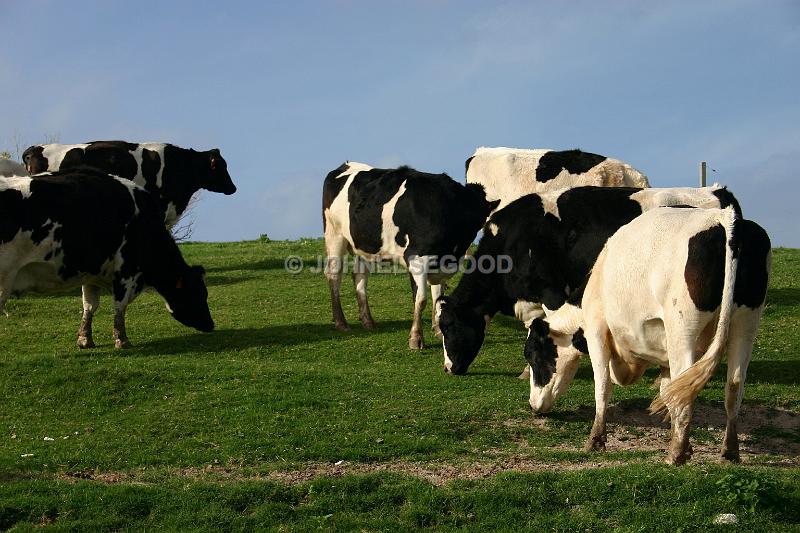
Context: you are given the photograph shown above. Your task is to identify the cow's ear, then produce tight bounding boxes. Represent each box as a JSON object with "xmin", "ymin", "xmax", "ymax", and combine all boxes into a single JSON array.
[{"xmin": 176, "ymin": 277, "xmax": 184, "ymax": 289}]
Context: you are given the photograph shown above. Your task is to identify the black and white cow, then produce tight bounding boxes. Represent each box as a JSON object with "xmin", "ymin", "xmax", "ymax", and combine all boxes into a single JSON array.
[
  {"xmin": 22, "ymin": 140, "xmax": 237, "ymax": 226},
  {"xmin": 0, "ymin": 167, "xmax": 215, "ymax": 348},
  {"xmin": 525, "ymin": 206, "xmax": 770, "ymax": 464},
  {"xmin": 435, "ymin": 185, "xmax": 741, "ymax": 375},
  {"xmin": 465, "ymin": 147, "xmax": 650, "ymax": 210},
  {"xmin": 0, "ymin": 159, "xmax": 28, "ymax": 177},
  {"xmin": 323, "ymin": 162, "xmax": 498, "ymax": 349}
]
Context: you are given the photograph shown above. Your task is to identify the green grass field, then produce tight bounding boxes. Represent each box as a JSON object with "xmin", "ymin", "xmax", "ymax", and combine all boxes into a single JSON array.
[{"xmin": 1, "ymin": 239, "xmax": 798, "ymax": 531}]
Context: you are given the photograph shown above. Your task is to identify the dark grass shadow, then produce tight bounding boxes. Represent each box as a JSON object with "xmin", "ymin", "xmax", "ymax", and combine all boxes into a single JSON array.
[
  {"xmin": 121, "ymin": 320, "xmax": 412, "ymax": 356},
  {"xmin": 744, "ymin": 360, "xmax": 800, "ymax": 385},
  {"xmin": 204, "ymin": 273, "xmax": 261, "ymax": 287},
  {"xmin": 767, "ymin": 287, "xmax": 800, "ymax": 307},
  {"xmin": 453, "ymin": 370, "xmax": 524, "ymax": 378}
]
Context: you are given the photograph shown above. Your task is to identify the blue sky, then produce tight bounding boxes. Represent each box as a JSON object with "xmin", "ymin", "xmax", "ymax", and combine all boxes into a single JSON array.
[{"xmin": 2, "ymin": 0, "xmax": 798, "ymax": 245}]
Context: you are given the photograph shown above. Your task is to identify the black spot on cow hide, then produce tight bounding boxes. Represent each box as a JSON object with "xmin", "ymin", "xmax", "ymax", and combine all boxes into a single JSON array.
[
  {"xmin": 733, "ymin": 219, "xmax": 771, "ymax": 309},
  {"xmin": 535, "ymin": 150, "xmax": 608, "ymax": 183},
  {"xmin": 685, "ymin": 224, "xmax": 725, "ymax": 312}
]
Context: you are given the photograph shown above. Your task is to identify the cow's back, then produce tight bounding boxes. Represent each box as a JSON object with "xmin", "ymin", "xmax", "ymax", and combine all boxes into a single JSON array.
[{"xmin": 466, "ymin": 146, "xmax": 650, "ymax": 208}]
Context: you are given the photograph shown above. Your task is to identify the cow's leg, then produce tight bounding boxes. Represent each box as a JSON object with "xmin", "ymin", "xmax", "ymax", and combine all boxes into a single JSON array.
[
  {"xmin": 111, "ymin": 274, "xmax": 142, "ymax": 349},
  {"xmin": 77, "ymin": 284, "xmax": 101, "ymax": 349},
  {"xmin": 667, "ymin": 403, "xmax": 694, "ymax": 466},
  {"xmin": 430, "ymin": 282, "xmax": 444, "ymax": 337},
  {"xmin": 324, "ymin": 234, "xmax": 350, "ymax": 331},
  {"xmin": 663, "ymin": 334, "xmax": 698, "ymax": 465},
  {"xmin": 585, "ymin": 329, "xmax": 613, "ymax": 451},
  {"xmin": 407, "ymin": 256, "xmax": 429, "ymax": 350},
  {"xmin": 352, "ymin": 256, "xmax": 375, "ymax": 329},
  {"xmin": 657, "ymin": 367, "xmax": 672, "ymax": 423},
  {"xmin": 721, "ymin": 307, "xmax": 760, "ymax": 462}
]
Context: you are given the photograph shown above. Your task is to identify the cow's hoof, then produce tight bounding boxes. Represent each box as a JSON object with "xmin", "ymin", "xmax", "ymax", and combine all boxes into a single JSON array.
[
  {"xmin": 115, "ymin": 339, "xmax": 132, "ymax": 349},
  {"xmin": 77, "ymin": 337, "xmax": 95, "ymax": 349},
  {"xmin": 518, "ymin": 366, "xmax": 531, "ymax": 380},
  {"xmin": 584, "ymin": 437, "xmax": 606, "ymax": 452},
  {"xmin": 432, "ymin": 324, "xmax": 443, "ymax": 338},
  {"xmin": 666, "ymin": 453, "xmax": 690, "ymax": 466},
  {"xmin": 362, "ymin": 320, "xmax": 376, "ymax": 330},
  {"xmin": 409, "ymin": 337, "xmax": 425, "ymax": 350},
  {"xmin": 721, "ymin": 451, "xmax": 740, "ymax": 463},
  {"xmin": 334, "ymin": 322, "xmax": 350, "ymax": 332}
]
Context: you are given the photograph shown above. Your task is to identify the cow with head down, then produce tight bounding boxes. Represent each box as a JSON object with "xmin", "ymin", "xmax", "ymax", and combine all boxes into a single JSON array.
[
  {"xmin": 435, "ymin": 185, "xmax": 741, "ymax": 376},
  {"xmin": 0, "ymin": 167, "xmax": 214, "ymax": 348},
  {"xmin": 525, "ymin": 206, "xmax": 770, "ymax": 464}
]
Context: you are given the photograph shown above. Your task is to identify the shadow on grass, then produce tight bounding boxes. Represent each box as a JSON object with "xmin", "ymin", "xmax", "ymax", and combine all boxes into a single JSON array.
[
  {"xmin": 767, "ymin": 287, "xmax": 800, "ymax": 307},
  {"xmin": 124, "ymin": 320, "xmax": 412, "ymax": 356},
  {"xmin": 745, "ymin": 360, "xmax": 800, "ymax": 385}
]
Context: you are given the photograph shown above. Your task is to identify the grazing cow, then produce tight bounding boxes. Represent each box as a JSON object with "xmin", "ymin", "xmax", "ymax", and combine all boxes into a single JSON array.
[
  {"xmin": 435, "ymin": 185, "xmax": 741, "ymax": 375},
  {"xmin": 22, "ymin": 140, "xmax": 236, "ymax": 226},
  {"xmin": 323, "ymin": 162, "xmax": 498, "ymax": 349},
  {"xmin": 0, "ymin": 159, "xmax": 28, "ymax": 177},
  {"xmin": 0, "ymin": 168, "xmax": 215, "ymax": 348},
  {"xmin": 465, "ymin": 147, "xmax": 650, "ymax": 209},
  {"xmin": 525, "ymin": 207, "xmax": 770, "ymax": 464}
]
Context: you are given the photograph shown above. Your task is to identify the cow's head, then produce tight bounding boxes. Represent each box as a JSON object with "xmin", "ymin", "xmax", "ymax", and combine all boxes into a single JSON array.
[
  {"xmin": 21, "ymin": 145, "xmax": 47, "ymax": 174},
  {"xmin": 525, "ymin": 317, "xmax": 585, "ymax": 413},
  {"xmin": 436, "ymin": 296, "xmax": 486, "ymax": 375},
  {"xmin": 200, "ymin": 149, "xmax": 237, "ymax": 195},
  {"xmin": 162, "ymin": 265, "xmax": 215, "ymax": 332}
]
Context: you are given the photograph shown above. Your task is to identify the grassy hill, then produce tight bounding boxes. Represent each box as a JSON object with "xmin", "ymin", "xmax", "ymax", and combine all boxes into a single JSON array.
[{"xmin": 1, "ymin": 240, "xmax": 798, "ymax": 530}]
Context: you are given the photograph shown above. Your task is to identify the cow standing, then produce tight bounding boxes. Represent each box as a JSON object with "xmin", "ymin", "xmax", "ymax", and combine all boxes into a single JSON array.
[
  {"xmin": 465, "ymin": 147, "xmax": 650, "ymax": 210},
  {"xmin": 22, "ymin": 140, "xmax": 236, "ymax": 226},
  {"xmin": 323, "ymin": 162, "xmax": 498, "ymax": 349},
  {"xmin": 435, "ymin": 185, "xmax": 741, "ymax": 375},
  {"xmin": 22, "ymin": 141, "xmax": 235, "ymax": 348},
  {"xmin": 0, "ymin": 168, "xmax": 214, "ymax": 348},
  {"xmin": 525, "ymin": 207, "xmax": 770, "ymax": 464}
]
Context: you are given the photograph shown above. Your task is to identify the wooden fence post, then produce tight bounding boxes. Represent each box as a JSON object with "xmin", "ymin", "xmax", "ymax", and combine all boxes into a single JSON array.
[{"xmin": 700, "ymin": 161, "xmax": 707, "ymax": 187}]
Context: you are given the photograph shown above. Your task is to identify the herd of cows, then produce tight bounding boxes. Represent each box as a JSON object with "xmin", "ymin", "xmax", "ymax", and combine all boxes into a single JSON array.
[{"xmin": 0, "ymin": 142, "xmax": 771, "ymax": 465}]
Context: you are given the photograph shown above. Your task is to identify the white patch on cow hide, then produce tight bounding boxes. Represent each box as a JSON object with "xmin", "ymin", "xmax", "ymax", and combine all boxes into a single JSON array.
[
  {"xmin": 0, "ymin": 176, "xmax": 33, "ymax": 198},
  {"xmin": 539, "ymin": 190, "xmax": 561, "ymax": 219},
  {"xmin": 514, "ymin": 299, "xmax": 544, "ymax": 327},
  {"xmin": 379, "ymin": 180, "xmax": 410, "ymax": 260},
  {"xmin": 131, "ymin": 143, "xmax": 166, "ymax": 188},
  {"xmin": 41, "ymin": 144, "xmax": 89, "ymax": 171},
  {"xmin": 629, "ymin": 186, "xmax": 723, "ymax": 212},
  {"xmin": 488, "ymin": 222, "xmax": 499, "ymax": 236}
]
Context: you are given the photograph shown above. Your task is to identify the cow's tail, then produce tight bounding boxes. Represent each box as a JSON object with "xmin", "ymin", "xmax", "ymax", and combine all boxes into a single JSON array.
[{"xmin": 650, "ymin": 205, "xmax": 740, "ymax": 416}]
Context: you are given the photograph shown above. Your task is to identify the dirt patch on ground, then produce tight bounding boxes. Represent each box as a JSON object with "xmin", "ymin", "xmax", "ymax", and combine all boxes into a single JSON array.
[
  {"xmin": 50, "ymin": 402, "xmax": 799, "ymax": 486},
  {"xmin": 265, "ymin": 457, "xmax": 632, "ymax": 486},
  {"xmin": 542, "ymin": 402, "xmax": 800, "ymax": 462}
]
